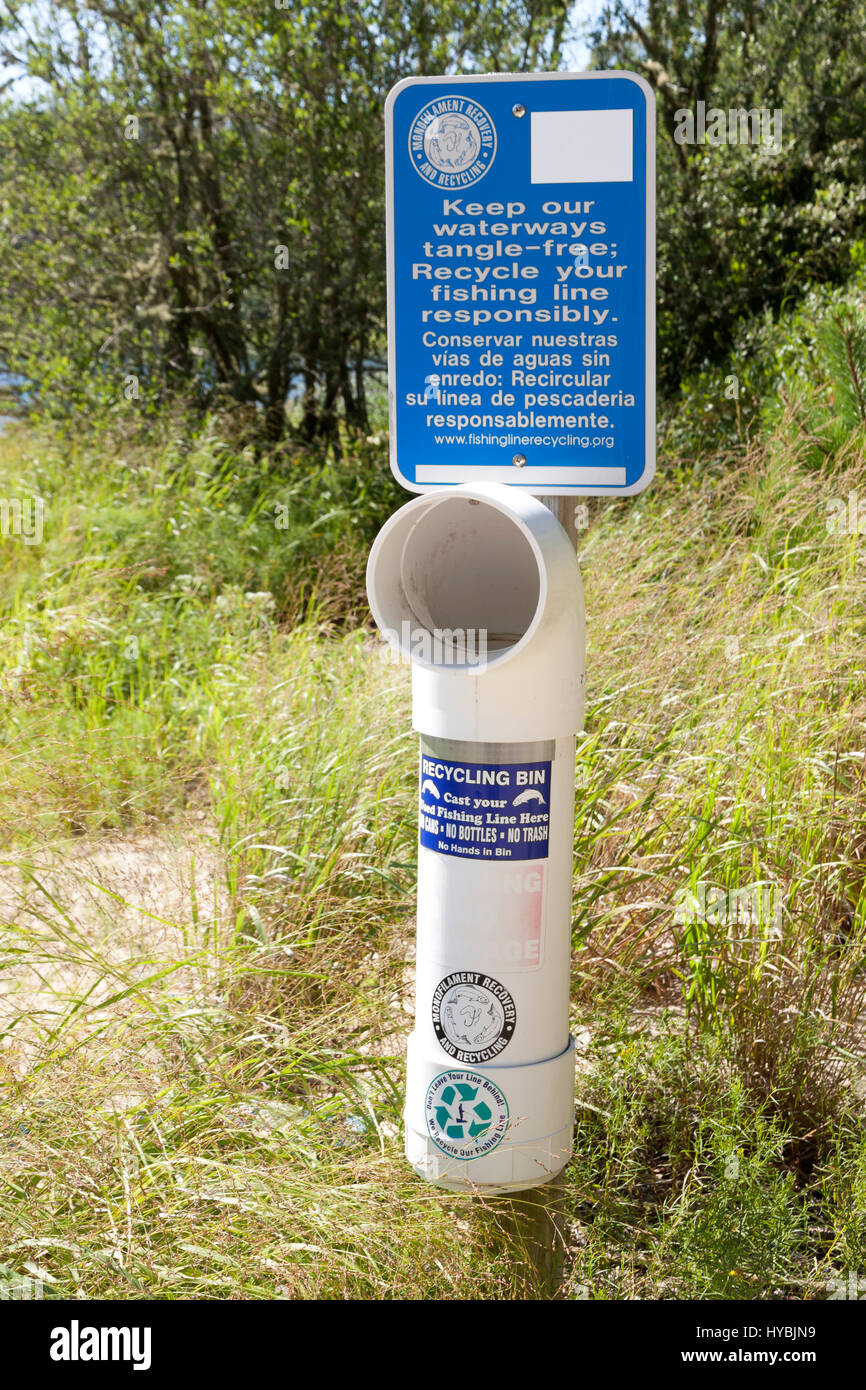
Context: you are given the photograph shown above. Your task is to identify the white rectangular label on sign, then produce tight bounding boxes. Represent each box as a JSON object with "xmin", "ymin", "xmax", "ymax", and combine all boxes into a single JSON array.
[{"xmin": 530, "ymin": 108, "xmax": 634, "ymax": 183}]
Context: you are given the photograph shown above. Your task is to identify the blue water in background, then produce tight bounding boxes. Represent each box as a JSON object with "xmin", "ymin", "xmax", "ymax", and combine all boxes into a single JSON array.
[{"xmin": 0, "ymin": 370, "xmax": 28, "ymax": 433}]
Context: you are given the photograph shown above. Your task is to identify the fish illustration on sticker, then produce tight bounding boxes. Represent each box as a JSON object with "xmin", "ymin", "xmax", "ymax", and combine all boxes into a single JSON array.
[
  {"xmin": 421, "ymin": 779, "xmax": 440, "ymax": 798},
  {"xmin": 513, "ymin": 788, "xmax": 546, "ymax": 806}
]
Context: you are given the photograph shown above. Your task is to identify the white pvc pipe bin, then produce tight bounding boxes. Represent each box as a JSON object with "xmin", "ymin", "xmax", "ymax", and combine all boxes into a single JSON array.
[{"xmin": 366, "ymin": 481, "xmax": 585, "ymax": 1193}]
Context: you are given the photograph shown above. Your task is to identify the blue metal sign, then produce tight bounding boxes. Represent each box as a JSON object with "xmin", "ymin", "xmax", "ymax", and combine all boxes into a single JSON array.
[{"xmin": 385, "ymin": 72, "xmax": 655, "ymax": 495}]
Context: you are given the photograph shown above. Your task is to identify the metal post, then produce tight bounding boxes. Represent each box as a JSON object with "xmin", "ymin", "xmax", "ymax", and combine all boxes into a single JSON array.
[
  {"xmin": 538, "ymin": 495, "xmax": 582, "ymax": 553},
  {"xmin": 476, "ymin": 1172, "xmax": 568, "ymax": 1298}
]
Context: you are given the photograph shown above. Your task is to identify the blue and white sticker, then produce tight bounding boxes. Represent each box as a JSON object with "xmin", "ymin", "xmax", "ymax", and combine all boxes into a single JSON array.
[
  {"xmin": 419, "ymin": 754, "xmax": 550, "ymax": 860},
  {"xmin": 425, "ymin": 1070, "xmax": 509, "ymax": 1160},
  {"xmin": 408, "ymin": 96, "xmax": 497, "ymax": 190}
]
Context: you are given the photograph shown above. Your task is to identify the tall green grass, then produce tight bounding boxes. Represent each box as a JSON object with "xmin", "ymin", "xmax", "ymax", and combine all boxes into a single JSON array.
[{"xmin": 0, "ymin": 359, "xmax": 865, "ymax": 1298}]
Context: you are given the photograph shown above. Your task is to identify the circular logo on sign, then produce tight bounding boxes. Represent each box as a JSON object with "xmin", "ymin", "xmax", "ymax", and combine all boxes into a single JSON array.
[
  {"xmin": 432, "ymin": 973, "xmax": 516, "ymax": 1062},
  {"xmin": 408, "ymin": 97, "xmax": 497, "ymax": 189},
  {"xmin": 425, "ymin": 1070, "xmax": 509, "ymax": 1160}
]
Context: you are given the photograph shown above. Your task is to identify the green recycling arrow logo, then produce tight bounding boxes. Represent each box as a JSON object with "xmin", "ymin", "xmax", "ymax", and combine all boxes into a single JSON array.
[
  {"xmin": 425, "ymin": 1071, "xmax": 509, "ymax": 1159},
  {"xmin": 434, "ymin": 1082, "xmax": 494, "ymax": 1139}
]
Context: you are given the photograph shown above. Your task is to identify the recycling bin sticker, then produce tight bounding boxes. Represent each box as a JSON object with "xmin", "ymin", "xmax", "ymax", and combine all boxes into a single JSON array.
[{"xmin": 419, "ymin": 754, "xmax": 551, "ymax": 861}]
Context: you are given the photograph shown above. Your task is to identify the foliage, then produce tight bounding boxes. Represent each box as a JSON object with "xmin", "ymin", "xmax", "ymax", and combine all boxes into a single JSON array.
[
  {"xmin": 1, "ymin": 392, "xmax": 866, "ymax": 1295},
  {"xmin": 5, "ymin": 2, "xmax": 866, "ymax": 432},
  {"xmin": 663, "ymin": 266, "xmax": 866, "ymax": 463},
  {"xmin": 0, "ymin": 0, "xmax": 571, "ymax": 438},
  {"xmin": 592, "ymin": 1, "xmax": 866, "ymax": 396}
]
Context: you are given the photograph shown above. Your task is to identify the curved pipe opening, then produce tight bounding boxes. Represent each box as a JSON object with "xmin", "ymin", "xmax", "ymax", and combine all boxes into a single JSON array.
[{"xmin": 367, "ymin": 492, "xmax": 546, "ymax": 671}]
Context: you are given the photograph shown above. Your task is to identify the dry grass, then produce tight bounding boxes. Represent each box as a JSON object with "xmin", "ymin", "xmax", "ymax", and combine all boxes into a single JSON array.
[{"xmin": 0, "ymin": 410, "xmax": 865, "ymax": 1299}]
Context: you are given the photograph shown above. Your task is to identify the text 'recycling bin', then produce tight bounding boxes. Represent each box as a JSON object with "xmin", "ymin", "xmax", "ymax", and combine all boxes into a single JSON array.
[{"xmin": 366, "ymin": 481, "xmax": 585, "ymax": 1192}]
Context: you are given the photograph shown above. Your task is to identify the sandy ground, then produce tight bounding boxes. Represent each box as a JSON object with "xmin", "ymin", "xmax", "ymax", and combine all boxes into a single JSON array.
[{"xmin": 0, "ymin": 820, "xmax": 228, "ymax": 1059}]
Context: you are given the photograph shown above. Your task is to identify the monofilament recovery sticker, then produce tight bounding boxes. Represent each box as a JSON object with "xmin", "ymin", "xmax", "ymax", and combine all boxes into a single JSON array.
[
  {"xmin": 432, "ymin": 972, "xmax": 516, "ymax": 1062},
  {"xmin": 425, "ymin": 1070, "xmax": 509, "ymax": 1159}
]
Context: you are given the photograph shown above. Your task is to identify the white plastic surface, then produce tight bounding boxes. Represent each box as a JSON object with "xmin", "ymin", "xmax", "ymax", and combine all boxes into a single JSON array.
[
  {"xmin": 365, "ymin": 482, "xmax": 585, "ymax": 742},
  {"xmin": 366, "ymin": 482, "xmax": 585, "ymax": 1192}
]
